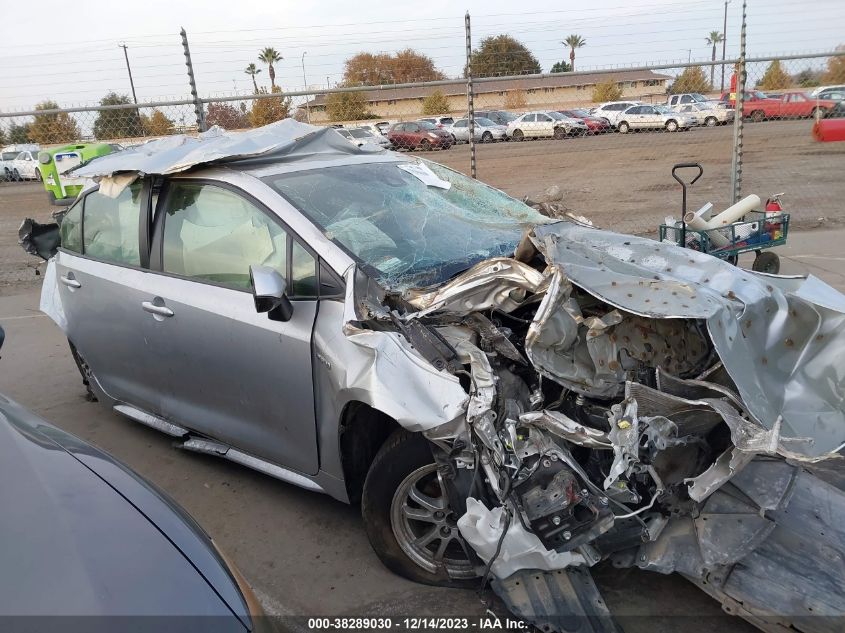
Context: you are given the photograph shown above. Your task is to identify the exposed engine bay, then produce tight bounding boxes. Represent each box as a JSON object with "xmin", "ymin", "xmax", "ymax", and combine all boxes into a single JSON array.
[{"xmin": 345, "ymin": 220, "xmax": 845, "ymax": 633}]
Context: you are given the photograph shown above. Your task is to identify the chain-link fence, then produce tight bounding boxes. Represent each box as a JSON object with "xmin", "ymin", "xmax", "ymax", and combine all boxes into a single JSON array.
[{"xmin": 1, "ymin": 20, "xmax": 843, "ymax": 238}]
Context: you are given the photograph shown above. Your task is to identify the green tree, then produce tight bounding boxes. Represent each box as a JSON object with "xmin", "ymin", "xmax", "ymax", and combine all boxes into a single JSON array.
[
  {"xmin": 8, "ymin": 123, "xmax": 30, "ymax": 144},
  {"xmin": 249, "ymin": 87, "xmax": 292, "ymax": 126},
  {"xmin": 757, "ymin": 60, "xmax": 790, "ymax": 90},
  {"xmin": 550, "ymin": 60, "xmax": 572, "ymax": 73},
  {"xmin": 142, "ymin": 109, "xmax": 173, "ymax": 136},
  {"xmin": 562, "ymin": 34, "xmax": 586, "ymax": 72},
  {"xmin": 421, "ymin": 90, "xmax": 450, "ymax": 115},
  {"xmin": 0, "ymin": 126, "xmax": 6, "ymax": 146},
  {"xmin": 244, "ymin": 63, "xmax": 262, "ymax": 93},
  {"xmin": 468, "ymin": 35, "xmax": 541, "ymax": 77},
  {"xmin": 93, "ymin": 92, "xmax": 144, "ymax": 139},
  {"xmin": 670, "ymin": 66, "xmax": 710, "ymax": 93},
  {"xmin": 705, "ymin": 31, "xmax": 724, "ymax": 90},
  {"xmin": 28, "ymin": 100, "xmax": 81, "ymax": 144},
  {"xmin": 823, "ymin": 48, "xmax": 845, "ymax": 83},
  {"xmin": 258, "ymin": 47, "xmax": 283, "ymax": 89},
  {"xmin": 793, "ymin": 68, "xmax": 823, "ymax": 88},
  {"xmin": 325, "ymin": 90, "xmax": 372, "ymax": 121},
  {"xmin": 592, "ymin": 78, "xmax": 622, "ymax": 102}
]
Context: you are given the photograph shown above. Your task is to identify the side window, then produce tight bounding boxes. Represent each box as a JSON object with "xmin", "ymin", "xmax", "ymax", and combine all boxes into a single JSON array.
[
  {"xmin": 681, "ymin": 95, "xmax": 693, "ymax": 104},
  {"xmin": 642, "ymin": 106, "xmax": 655, "ymax": 114},
  {"xmin": 523, "ymin": 114, "xmax": 536, "ymax": 122},
  {"xmin": 291, "ymin": 240, "xmax": 317, "ymax": 297},
  {"xmin": 82, "ymin": 180, "xmax": 143, "ymax": 265},
  {"xmin": 538, "ymin": 114, "xmax": 552, "ymax": 122},
  {"xmin": 161, "ymin": 182, "xmax": 287, "ymax": 290},
  {"xmin": 59, "ymin": 198, "xmax": 83, "ymax": 253}
]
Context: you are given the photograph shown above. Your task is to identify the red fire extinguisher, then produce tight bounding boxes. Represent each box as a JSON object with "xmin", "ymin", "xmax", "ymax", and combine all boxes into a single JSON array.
[
  {"xmin": 765, "ymin": 193, "xmax": 784, "ymax": 240},
  {"xmin": 765, "ymin": 193, "xmax": 784, "ymax": 213}
]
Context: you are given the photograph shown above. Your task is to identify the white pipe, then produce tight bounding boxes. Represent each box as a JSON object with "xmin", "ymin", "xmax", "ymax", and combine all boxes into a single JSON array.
[
  {"xmin": 707, "ymin": 194, "xmax": 761, "ymax": 227},
  {"xmin": 683, "ymin": 211, "xmax": 730, "ymax": 247}
]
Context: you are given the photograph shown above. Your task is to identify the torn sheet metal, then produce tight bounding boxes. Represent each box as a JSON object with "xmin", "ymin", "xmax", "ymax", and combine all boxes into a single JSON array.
[
  {"xmin": 532, "ymin": 222, "xmax": 845, "ymax": 458},
  {"xmin": 457, "ymin": 498, "xmax": 586, "ymax": 578},
  {"xmin": 519, "ymin": 410, "xmax": 611, "ymax": 449},
  {"xmin": 72, "ymin": 119, "xmax": 383, "ymax": 180}
]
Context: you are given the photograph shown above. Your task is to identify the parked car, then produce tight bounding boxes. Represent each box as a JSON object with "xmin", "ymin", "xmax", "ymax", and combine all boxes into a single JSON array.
[
  {"xmin": 373, "ymin": 121, "xmax": 394, "ymax": 135},
  {"xmin": 671, "ymin": 102, "xmax": 735, "ymax": 126},
  {"xmin": 447, "ymin": 117, "xmax": 507, "ymax": 143},
  {"xmin": 720, "ymin": 90, "xmax": 836, "ymax": 120},
  {"xmin": 665, "ymin": 93, "xmax": 714, "ymax": 108},
  {"xmin": 387, "ymin": 120, "xmax": 453, "ymax": 150},
  {"xmin": 474, "ymin": 110, "xmax": 520, "ymax": 126},
  {"xmin": 8, "ymin": 149, "xmax": 43, "ymax": 181},
  {"xmin": 506, "ymin": 110, "xmax": 587, "ymax": 140},
  {"xmin": 21, "ymin": 120, "xmax": 845, "ymax": 632},
  {"xmin": 0, "ymin": 327, "xmax": 261, "ymax": 626},
  {"xmin": 810, "ymin": 84, "xmax": 845, "ymax": 96},
  {"xmin": 0, "ymin": 150, "xmax": 18, "ymax": 180},
  {"xmin": 557, "ymin": 109, "xmax": 611, "ymax": 134},
  {"xmin": 615, "ymin": 104, "xmax": 697, "ymax": 133},
  {"xmin": 417, "ymin": 115, "xmax": 455, "ymax": 129},
  {"xmin": 336, "ymin": 127, "xmax": 391, "ymax": 149},
  {"xmin": 589, "ymin": 100, "xmax": 642, "ymax": 127},
  {"xmin": 816, "ymin": 88, "xmax": 845, "ymax": 102}
]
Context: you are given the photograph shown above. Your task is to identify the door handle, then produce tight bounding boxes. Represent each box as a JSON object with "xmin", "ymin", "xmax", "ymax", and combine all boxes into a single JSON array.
[
  {"xmin": 141, "ymin": 301, "xmax": 174, "ymax": 318},
  {"xmin": 60, "ymin": 274, "xmax": 81, "ymax": 289}
]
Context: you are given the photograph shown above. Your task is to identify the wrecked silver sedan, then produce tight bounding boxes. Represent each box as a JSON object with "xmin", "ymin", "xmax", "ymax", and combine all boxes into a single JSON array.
[{"xmin": 24, "ymin": 120, "xmax": 845, "ymax": 632}]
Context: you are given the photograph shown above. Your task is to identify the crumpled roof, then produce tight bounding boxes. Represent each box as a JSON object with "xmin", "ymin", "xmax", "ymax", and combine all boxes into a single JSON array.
[
  {"xmin": 72, "ymin": 119, "xmax": 384, "ymax": 178},
  {"xmin": 532, "ymin": 222, "xmax": 845, "ymax": 457}
]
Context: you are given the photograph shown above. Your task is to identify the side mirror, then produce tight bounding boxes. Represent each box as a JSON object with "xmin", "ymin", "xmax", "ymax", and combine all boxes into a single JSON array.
[{"xmin": 249, "ymin": 265, "xmax": 293, "ymax": 322}]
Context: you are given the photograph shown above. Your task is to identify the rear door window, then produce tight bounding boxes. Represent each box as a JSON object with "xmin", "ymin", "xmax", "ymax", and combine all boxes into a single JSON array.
[
  {"xmin": 59, "ymin": 199, "xmax": 83, "ymax": 253},
  {"xmin": 81, "ymin": 181, "xmax": 143, "ymax": 265}
]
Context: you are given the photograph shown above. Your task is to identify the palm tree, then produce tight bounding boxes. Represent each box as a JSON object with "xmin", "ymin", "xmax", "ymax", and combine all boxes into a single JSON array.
[
  {"xmin": 705, "ymin": 31, "xmax": 725, "ymax": 89},
  {"xmin": 244, "ymin": 63, "xmax": 262, "ymax": 93},
  {"xmin": 562, "ymin": 34, "xmax": 586, "ymax": 72},
  {"xmin": 258, "ymin": 47, "xmax": 283, "ymax": 89}
]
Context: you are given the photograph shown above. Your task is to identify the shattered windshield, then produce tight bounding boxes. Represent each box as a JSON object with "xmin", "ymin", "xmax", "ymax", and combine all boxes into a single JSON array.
[{"xmin": 264, "ymin": 160, "xmax": 550, "ymax": 290}]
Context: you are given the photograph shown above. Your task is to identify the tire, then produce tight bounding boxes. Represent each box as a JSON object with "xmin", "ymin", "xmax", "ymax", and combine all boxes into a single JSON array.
[
  {"xmin": 705, "ymin": 116, "xmax": 718, "ymax": 127},
  {"xmin": 553, "ymin": 126, "xmax": 566, "ymax": 140},
  {"xmin": 450, "ymin": 134, "xmax": 457, "ymax": 143},
  {"xmin": 665, "ymin": 120, "xmax": 679, "ymax": 132},
  {"xmin": 752, "ymin": 251, "xmax": 780, "ymax": 274},
  {"xmin": 481, "ymin": 131, "xmax": 493, "ymax": 143},
  {"xmin": 618, "ymin": 121, "xmax": 630, "ymax": 134},
  {"xmin": 749, "ymin": 110, "xmax": 765, "ymax": 122},
  {"xmin": 811, "ymin": 106, "xmax": 827, "ymax": 119},
  {"xmin": 362, "ymin": 429, "xmax": 477, "ymax": 587},
  {"xmin": 512, "ymin": 129, "xmax": 524, "ymax": 141},
  {"xmin": 12, "ymin": 168, "xmax": 20, "ymax": 181},
  {"xmin": 35, "ymin": 168, "xmax": 42, "ymax": 182},
  {"xmin": 419, "ymin": 139, "xmax": 431, "ymax": 151}
]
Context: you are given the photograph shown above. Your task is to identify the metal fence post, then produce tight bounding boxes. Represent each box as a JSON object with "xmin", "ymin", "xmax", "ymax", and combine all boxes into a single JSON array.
[
  {"xmin": 181, "ymin": 27, "xmax": 206, "ymax": 132},
  {"xmin": 729, "ymin": 0, "xmax": 747, "ymax": 204},
  {"xmin": 465, "ymin": 12, "xmax": 477, "ymax": 179}
]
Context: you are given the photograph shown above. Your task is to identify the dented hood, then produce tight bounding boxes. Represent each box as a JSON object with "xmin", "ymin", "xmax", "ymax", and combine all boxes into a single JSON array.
[{"xmin": 531, "ymin": 222, "xmax": 845, "ymax": 457}]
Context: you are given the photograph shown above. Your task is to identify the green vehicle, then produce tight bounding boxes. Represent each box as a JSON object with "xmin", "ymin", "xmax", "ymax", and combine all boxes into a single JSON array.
[{"xmin": 38, "ymin": 143, "xmax": 122, "ymax": 206}]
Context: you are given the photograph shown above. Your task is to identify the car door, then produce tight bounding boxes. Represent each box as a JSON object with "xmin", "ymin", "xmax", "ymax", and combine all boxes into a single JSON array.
[
  {"xmin": 452, "ymin": 119, "xmax": 468, "ymax": 141},
  {"xmin": 55, "ymin": 180, "xmax": 168, "ymax": 414},
  {"xmin": 144, "ymin": 179, "xmax": 320, "ymax": 475},
  {"xmin": 536, "ymin": 113, "xmax": 555, "ymax": 137},
  {"xmin": 640, "ymin": 106, "xmax": 661, "ymax": 128},
  {"xmin": 623, "ymin": 106, "xmax": 642, "ymax": 128}
]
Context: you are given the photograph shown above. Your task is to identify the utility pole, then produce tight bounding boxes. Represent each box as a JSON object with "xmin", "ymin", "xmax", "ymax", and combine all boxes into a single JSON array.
[
  {"xmin": 721, "ymin": 0, "xmax": 731, "ymax": 92},
  {"xmin": 119, "ymin": 43, "xmax": 138, "ymax": 104},
  {"xmin": 301, "ymin": 51, "xmax": 311, "ymax": 124},
  {"xmin": 465, "ymin": 12, "xmax": 476, "ymax": 179},
  {"xmin": 687, "ymin": 49, "xmax": 692, "ymax": 64}
]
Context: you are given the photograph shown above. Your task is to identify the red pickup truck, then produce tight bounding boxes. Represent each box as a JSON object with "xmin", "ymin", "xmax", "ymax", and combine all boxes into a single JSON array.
[{"xmin": 720, "ymin": 90, "xmax": 836, "ymax": 121}]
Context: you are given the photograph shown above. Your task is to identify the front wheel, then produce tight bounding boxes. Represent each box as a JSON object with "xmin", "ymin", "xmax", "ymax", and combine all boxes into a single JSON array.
[
  {"xmin": 362, "ymin": 429, "xmax": 477, "ymax": 587},
  {"xmin": 553, "ymin": 126, "xmax": 566, "ymax": 139},
  {"xmin": 35, "ymin": 169, "xmax": 42, "ymax": 182},
  {"xmin": 511, "ymin": 129, "xmax": 524, "ymax": 141},
  {"xmin": 749, "ymin": 110, "xmax": 765, "ymax": 122},
  {"xmin": 419, "ymin": 139, "xmax": 431, "ymax": 151},
  {"xmin": 752, "ymin": 251, "xmax": 780, "ymax": 274},
  {"xmin": 12, "ymin": 168, "xmax": 21, "ymax": 181},
  {"xmin": 811, "ymin": 106, "xmax": 827, "ymax": 119},
  {"xmin": 618, "ymin": 121, "xmax": 630, "ymax": 134},
  {"xmin": 665, "ymin": 120, "xmax": 679, "ymax": 132},
  {"xmin": 481, "ymin": 131, "xmax": 493, "ymax": 143},
  {"xmin": 705, "ymin": 116, "xmax": 718, "ymax": 127}
]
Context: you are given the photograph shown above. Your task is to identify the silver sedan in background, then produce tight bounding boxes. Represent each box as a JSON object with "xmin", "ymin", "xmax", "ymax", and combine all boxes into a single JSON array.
[{"xmin": 447, "ymin": 117, "xmax": 508, "ymax": 143}]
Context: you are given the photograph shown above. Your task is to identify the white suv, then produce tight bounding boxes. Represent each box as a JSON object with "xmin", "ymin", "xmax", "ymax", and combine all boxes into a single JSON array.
[{"xmin": 590, "ymin": 101, "xmax": 642, "ymax": 127}]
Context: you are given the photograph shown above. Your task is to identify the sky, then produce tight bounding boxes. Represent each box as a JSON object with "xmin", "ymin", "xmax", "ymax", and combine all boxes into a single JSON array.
[{"xmin": 0, "ymin": 0, "xmax": 843, "ymax": 111}]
